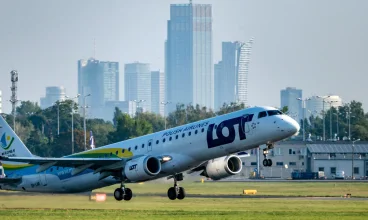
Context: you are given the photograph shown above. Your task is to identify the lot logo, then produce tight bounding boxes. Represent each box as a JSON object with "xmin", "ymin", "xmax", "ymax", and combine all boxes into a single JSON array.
[
  {"xmin": 129, "ymin": 164, "xmax": 137, "ymax": 171},
  {"xmin": 206, "ymin": 115, "xmax": 253, "ymax": 149},
  {"xmin": 0, "ymin": 133, "xmax": 14, "ymax": 150}
]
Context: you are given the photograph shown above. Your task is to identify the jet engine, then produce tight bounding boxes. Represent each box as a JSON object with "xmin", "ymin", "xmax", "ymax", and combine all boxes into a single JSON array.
[
  {"xmin": 202, "ymin": 155, "xmax": 242, "ymax": 180},
  {"xmin": 123, "ymin": 156, "xmax": 161, "ymax": 182}
]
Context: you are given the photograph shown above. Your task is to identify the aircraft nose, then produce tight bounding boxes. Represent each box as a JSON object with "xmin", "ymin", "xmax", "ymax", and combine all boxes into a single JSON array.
[{"xmin": 285, "ymin": 116, "xmax": 300, "ymax": 135}]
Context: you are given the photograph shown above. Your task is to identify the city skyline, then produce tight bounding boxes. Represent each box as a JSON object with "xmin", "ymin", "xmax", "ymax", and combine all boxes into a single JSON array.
[{"xmin": 1, "ymin": 0, "xmax": 368, "ymax": 113}]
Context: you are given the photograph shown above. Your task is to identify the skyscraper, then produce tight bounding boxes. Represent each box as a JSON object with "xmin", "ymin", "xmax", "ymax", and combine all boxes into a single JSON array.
[
  {"xmin": 78, "ymin": 58, "xmax": 119, "ymax": 118},
  {"xmin": 151, "ymin": 71, "xmax": 165, "ymax": 116},
  {"xmin": 124, "ymin": 62, "xmax": 151, "ymax": 112},
  {"xmin": 40, "ymin": 86, "xmax": 67, "ymax": 109},
  {"xmin": 280, "ymin": 87, "xmax": 303, "ymax": 122},
  {"xmin": 214, "ymin": 40, "xmax": 254, "ymax": 110},
  {"xmin": 166, "ymin": 3, "xmax": 213, "ymax": 112}
]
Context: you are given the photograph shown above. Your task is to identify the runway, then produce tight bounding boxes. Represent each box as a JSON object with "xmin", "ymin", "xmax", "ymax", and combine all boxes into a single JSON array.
[{"xmin": 1, "ymin": 191, "xmax": 367, "ymax": 201}]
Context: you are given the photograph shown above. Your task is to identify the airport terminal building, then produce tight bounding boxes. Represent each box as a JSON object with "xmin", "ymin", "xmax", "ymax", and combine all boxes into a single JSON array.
[{"xmin": 241, "ymin": 141, "xmax": 368, "ymax": 179}]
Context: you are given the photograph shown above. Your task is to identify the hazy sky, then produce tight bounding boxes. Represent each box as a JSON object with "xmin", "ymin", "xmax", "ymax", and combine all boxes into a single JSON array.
[{"xmin": 1, "ymin": 0, "xmax": 367, "ymax": 113}]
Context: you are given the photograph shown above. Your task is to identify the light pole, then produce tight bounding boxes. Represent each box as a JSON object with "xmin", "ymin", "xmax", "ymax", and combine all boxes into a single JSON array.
[
  {"xmin": 297, "ymin": 97, "xmax": 311, "ymax": 141},
  {"xmin": 325, "ymin": 100, "xmax": 338, "ymax": 141},
  {"xmin": 352, "ymin": 139, "xmax": 360, "ymax": 179},
  {"xmin": 317, "ymin": 95, "xmax": 331, "ymax": 141},
  {"xmin": 83, "ymin": 94, "xmax": 91, "ymax": 151},
  {"xmin": 67, "ymin": 94, "xmax": 80, "ymax": 154},
  {"xmin": 333, "ymin": 112, "xmax": 339, "ymax": 140},
  {"xmin": 161, "ymin": 101, "xmax": 171, "ymax": 129},
  {"xmin": 133, "ymin": 99, "xmax": 146, "ymax": 119},
  {"xmin": 54, "ymin": 101, "xmax": 60, "ymax": 135},
  {"xmin": 347, "ymin": 103, "xmax": 352, "ymax": 141}
]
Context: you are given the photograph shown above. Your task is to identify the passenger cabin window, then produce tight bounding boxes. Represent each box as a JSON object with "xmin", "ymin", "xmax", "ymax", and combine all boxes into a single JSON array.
[
  {"xmin": 267, "ymin": 110, "xmax": 283, "ymax": 116},
  {"xmin": 135, "ymin": 146, "xmax": 138, "ymax": 150},
  {"xmin": 142, "ymin": 144, "xmax": 145, "ymax": 148},
  {"xmin": 122, "ymin": 149, "xmax": 125, "ymax": 153},
  {"xmin": 128, "ymin": 147, "xmax": 131, "ymax": 151},
  {"xmin": 169, "ymin": 137, "xmax": 172, "ymax": 141},
  {"xmin": 258, "ymin": 111, "xmax": 267, "ymax": 118}
]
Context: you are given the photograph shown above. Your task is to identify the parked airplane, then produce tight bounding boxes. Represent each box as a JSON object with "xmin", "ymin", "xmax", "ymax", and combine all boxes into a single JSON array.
[{"xmin": 0, "ymin": 106, "xmax": 299, "ymax": 201}]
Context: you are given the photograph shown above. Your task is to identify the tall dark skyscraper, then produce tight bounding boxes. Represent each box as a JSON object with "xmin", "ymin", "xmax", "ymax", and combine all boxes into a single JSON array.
[
  {"xmin": 166, "ymin": 3, "xmax": 213, "ymax": 112},
  {"xmin": 214, "ymin": 40, "xmax": 254, "ymax": 110},
  {"xmin": 78, "ymin": 58, "xmax": 119, "ymax": 117}
]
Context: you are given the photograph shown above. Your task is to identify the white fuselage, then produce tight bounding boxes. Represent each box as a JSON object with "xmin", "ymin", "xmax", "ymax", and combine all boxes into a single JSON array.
[{"xmin": 1, "ymin": 106, "xmax": 299, "ymax": 193}]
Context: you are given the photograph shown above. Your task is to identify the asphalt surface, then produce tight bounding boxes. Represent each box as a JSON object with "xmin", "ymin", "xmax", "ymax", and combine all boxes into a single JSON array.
[{"xmin": 1, "ymin": 191, "xmax": 367, "ymax": 201}]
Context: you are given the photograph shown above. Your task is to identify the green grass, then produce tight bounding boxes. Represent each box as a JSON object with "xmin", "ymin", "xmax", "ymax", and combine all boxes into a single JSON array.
[
  {"xmin": 0, "ymin": 182, "xmax": 368, "ymax": 219},
  {"xmin": 98, "ymin": 181, "xmax": 368, "ymax": 197}
]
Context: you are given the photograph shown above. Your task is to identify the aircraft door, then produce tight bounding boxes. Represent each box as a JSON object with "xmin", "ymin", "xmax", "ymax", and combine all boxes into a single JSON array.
[
  {"xmin": 147, "ymin": 139, "xmax": 153, "ymax": 153},
  {"xmin": 241, "ymin": 114, "xmax": 252, "ymax": 134}
]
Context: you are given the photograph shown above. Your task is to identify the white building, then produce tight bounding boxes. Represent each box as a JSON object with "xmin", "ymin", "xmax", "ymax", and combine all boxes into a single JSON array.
[
  {"xmin": 151, "ymin": 71, "xmax": 165, "ymax": 116},
  {"xmin": 280, "ymin": 87, "xmax": 303, "ymax": 122},
  {"xmin": 125, "ymin": 62, "xmax": 151, "ymax": 112},
  {"xmin": 306, "ymin": 95, "xmax": 343, "ymax": 118},
  {"xmin": 95, "ymin": 101, "xmax": 137, "ymax": 122},
  {"xmin": 40, "ymin": 86, "xmax": 67, "ymax": 109}
]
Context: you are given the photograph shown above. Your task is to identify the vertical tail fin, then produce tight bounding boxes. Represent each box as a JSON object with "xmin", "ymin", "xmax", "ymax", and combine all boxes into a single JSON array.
[{"xmin": 0, "ymin": 115, "xmax": 33, "ymax": 157}]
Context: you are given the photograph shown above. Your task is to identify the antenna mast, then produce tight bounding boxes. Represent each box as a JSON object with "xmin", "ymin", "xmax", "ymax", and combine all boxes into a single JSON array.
[{"xmin": 10, "ymin": 70, "xmax": 19, "ymax": 132}]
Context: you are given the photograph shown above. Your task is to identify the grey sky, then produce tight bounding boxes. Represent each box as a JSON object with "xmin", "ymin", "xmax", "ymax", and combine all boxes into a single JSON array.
[{"xmin": 1, "ymin": 0, "xmax": 367, "ymax": 113}]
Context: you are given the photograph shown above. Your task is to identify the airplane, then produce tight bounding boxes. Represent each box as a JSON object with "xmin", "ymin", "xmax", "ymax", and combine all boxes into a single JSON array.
[{"xmin": 0, "ymin": 106, "xmax": 299, "ymax": 201}]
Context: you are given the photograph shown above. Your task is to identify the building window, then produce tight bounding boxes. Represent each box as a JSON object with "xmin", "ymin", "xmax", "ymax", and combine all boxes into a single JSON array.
[
  {"xmin": 318, "ymin": 167, "xmax": 324, "ymax": 172},
  {"xmin": 276, "ymin": 162, "xmax": 283, "ymax": 166},
  {"xmin": 289, "ymin": 149, "xmax": 293, "ymax": 155},
  {"xmin": 274, "ymin": 148, "xmax": 282, "ymax": 156},
  {"xmin": 289, "ymin": 162, "xmax": 296, "ymax": 166},
  {"xmin": 250, "ymin": 162, "xmax": 257, "ymax": 166},
  {"xmin": 354, "ymin": 167, "xmax": 359, "ymax": 174},
  {"xmin": 330, "ymin": 167, "xmax": 336, "ymax": 175}
]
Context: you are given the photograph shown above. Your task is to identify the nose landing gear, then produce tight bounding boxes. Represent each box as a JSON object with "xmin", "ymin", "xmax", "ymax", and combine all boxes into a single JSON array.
[
  {"xmin": 167, "ymin": 173, "xmax": 186, "ymax": 200},
  {"xmin": 263, "ymin": 143, "xmax": 274, "ymax": 167}
]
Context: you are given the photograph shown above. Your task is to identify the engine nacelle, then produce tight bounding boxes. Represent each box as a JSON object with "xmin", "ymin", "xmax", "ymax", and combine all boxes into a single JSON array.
[
  {"xmin": 204, "ymin": 155, "xmax": 242, "ymax": 180},
  {"xmin": 123, "ymin": 156, "xmax": 161, "ymax": 182}
]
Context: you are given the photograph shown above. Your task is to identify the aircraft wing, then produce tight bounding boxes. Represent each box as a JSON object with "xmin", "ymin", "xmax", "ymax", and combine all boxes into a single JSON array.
[
  {"xmin": 0, "ymin": 156, "xmax": 122, "ymax": 166},
  {"xmin": 0, "ymin": 156, "xmax": 125, "ymax": 176}
]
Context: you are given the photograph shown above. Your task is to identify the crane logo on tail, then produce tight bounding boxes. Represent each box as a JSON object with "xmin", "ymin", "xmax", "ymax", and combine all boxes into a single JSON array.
[{"xmin": 0, "ymin": 133, "xmax": 14, "ymax": 150}]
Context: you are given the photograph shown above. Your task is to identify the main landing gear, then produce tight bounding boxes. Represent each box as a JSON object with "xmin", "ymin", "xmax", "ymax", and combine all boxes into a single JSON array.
[
  {"xmin": 114, "ymin": 183, "xmax": 133, "ymax": 201},
  {"xmin": 262, "ymin": 143, "xmax": 274, "ymax": 167},
  {"xmin": 167, "ymin": 173, "xmax": 186, "ymax": 200}
]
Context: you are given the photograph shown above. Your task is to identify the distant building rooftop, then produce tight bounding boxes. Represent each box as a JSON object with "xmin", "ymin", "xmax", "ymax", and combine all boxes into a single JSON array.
[{"xmin": 307, "ymin": 144, "xmax": 368, "ymax": 154}]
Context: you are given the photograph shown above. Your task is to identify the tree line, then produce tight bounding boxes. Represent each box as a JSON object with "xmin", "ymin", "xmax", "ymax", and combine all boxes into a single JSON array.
[
  {"xmin": 0, "ymin": 101, "xmax": 244, "ymax": 157},
  {"xmin": 1, "ymin": 100, "xmax": 367, "ymax": 158}
]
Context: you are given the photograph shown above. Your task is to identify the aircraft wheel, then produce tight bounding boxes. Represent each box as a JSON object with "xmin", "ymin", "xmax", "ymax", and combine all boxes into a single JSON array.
[
  {"xmin": 267, "ymin": 159, "xmax": 273, "ymax": 167},
  {"xmin": 262, "ymin": 159, "xmax": 268, "ymax": 167},
  {"xmin": 123, "ymin": 188, "xmax": 133, "ymax": 201},
  {"xmin": 177, "ymin": 187, "xmax": 186, "ymax": 200},
  {"xmin": 114, "ymin": 188, "xmax": 124, "ymax": 201},
  {"xmin": 167, "ymin": 187, "xmax": 177, "ymax": 200}
]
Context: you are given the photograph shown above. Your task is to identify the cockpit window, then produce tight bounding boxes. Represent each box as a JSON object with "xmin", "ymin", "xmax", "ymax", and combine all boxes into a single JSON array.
[
  {"xmin": 258, "ymin": 111, "xmax": 267, "ymax": 118},
  {"xmin": 267, "ymin": 110, "xmax": 283, "ymax": 116}
]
